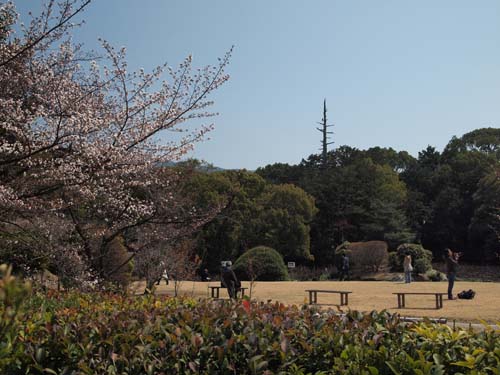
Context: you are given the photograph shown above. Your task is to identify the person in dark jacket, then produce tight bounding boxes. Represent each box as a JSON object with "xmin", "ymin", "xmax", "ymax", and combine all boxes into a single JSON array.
[
  {"xmin": 339, "ymin": 254, "xmax": 350, "ymax": 281},
  {"xmin": 200, "ymin": 268, "xmax": 211, "ymax": 282},
  {"xmin": 221, "ymin": 261, "xmax": 240, "ymax": 299},
  {"xmin": 445, "ymin": 248, "xmax": 459, "ymax": 300}
]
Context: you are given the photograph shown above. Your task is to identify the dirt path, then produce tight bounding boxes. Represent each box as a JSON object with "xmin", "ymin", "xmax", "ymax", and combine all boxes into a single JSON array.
[{"xmin": 131, "ymin": 280, "xmax": 500, "ymax": 323}]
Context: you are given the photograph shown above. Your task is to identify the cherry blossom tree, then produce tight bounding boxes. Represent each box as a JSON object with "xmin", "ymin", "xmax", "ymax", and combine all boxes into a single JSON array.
[{"xmin": 0, "ymin": 0, "xmax": 231, "ymax": 286}]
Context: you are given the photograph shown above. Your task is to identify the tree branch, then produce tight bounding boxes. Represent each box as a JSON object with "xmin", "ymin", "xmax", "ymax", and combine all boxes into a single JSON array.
[{"xmin": 0, "ymin": 0, "xmax": 92, "ymax": 68}]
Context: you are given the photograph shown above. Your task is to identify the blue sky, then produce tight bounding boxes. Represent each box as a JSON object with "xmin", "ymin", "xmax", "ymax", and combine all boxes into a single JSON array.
[{"xmin": 17, "ymin": 1, "xmax": 500, "ymax": 169}]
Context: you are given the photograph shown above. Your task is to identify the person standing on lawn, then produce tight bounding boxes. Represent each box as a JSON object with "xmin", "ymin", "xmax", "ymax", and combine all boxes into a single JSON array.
[
  {"xmin": 403, "ymin": 254, "xmax": 413, "ymax": 283},
  {"xmin": 339, "ymin": 254, "xmax": 350, "ymax": 281},
  {"xmin": 221, "ymin": 261, "xmax": 240, "ymax": 299},
  {"xmin": 446, "ymin": 248, "xmax": 460, "ymax": 300}
]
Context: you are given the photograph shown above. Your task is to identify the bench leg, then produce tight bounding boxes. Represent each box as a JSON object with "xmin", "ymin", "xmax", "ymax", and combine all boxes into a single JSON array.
[
  {"xmin": 435, "ymin": 294, "xmax": 444, "ymax": 309},
  {"xmin": 307, "ymin": 292, "xmax": 321, "ymax": 304},
  {"xmin": 396, "ymin": 294, "xmax": 406, "ymax": 308},
  {"xmin": 340, "ymin": 293, "xmax": 348, "ymax": 305}
]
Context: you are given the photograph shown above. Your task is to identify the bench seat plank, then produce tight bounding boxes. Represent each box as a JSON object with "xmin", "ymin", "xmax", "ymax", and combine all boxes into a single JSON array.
[
  {"xmin": 392, "ymin": 292, "xmax": 447, "ymax": 295},
  {"xmin": 305, "ymin": 290, "xmax": 352, "ymax": 293}
]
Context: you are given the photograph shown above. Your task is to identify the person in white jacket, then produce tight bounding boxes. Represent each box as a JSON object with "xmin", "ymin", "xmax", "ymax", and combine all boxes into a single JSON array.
[{"xmin": 403, "ymin": 254, "xmax": 413, "ymax": 283}]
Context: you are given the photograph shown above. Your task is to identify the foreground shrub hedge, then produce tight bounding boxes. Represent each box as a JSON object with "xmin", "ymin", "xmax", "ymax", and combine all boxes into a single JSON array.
[{"xmin": 1, "ymin": 266, "xmax": 500, "ymax": 374}]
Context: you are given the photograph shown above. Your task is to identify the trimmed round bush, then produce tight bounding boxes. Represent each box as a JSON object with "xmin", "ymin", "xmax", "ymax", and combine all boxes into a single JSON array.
[
  {"xmin": 391, "ymin": 243, "xmax": 433, "ymax": 273},
  {"xmin": 233, "ymin": 246, "xmax": 288, "ymax": 281}
]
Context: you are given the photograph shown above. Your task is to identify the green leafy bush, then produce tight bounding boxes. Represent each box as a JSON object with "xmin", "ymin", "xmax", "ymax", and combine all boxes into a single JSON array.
[
  {"xmin": 0, "ymin": 264, "xmax": 31, "ymax": 368},
  {"xmin": 318, "ymin": 272, "xmax": 330, "ymax": 281},
  {"xmin": 426, "ymin": 269, "xmax": 447, "ymax": 281},
  {"xmin": 233, "ymin": 246, "xmax": 288, "ymax": 281},
  {"xmin": 2, "ymin": 263, "xmax": 500, "ymax": 374},
  {"xmin": 391, "ymin": 243, "xmax": 433, "ymax": 273},
  {"xmin": 388, "ymin": 251, "xmax": 399, "ymax": 271},
  {"xmin": 413, "ymin": 258, "xmax": 430, "ymax": 274}
]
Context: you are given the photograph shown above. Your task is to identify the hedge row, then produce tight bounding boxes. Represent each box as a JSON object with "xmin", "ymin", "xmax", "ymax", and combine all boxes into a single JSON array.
[{"xmin": 1, "ymin": 267, "xmax": 500, "ymax": 374}]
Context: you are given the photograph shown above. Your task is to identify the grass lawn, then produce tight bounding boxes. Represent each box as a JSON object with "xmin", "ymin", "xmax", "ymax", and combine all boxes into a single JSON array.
[{"xmin": 131, "ymin": 280, "xmax": 500, "ymax": 323}]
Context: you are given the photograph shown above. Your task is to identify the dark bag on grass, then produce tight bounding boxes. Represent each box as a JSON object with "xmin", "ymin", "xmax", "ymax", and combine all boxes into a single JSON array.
[{"xmin": 457, "ymin": 289, "xmax": 476, "ymax": 299}]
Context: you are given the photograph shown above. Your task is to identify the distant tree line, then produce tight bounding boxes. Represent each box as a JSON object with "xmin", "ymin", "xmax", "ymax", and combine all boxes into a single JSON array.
[
  {"xmin": 255, "ymin": 127, "xmax": 499, "ymax": 265},
  {"xmin": 182, "ymin": 128, "xmax": 498, "ymax": 273}
]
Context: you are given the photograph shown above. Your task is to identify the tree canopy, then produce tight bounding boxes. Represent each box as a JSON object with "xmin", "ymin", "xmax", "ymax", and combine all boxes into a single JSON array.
[{"xmin": 183, "ymin": 170, "xmax": 317, "ymax": 272}]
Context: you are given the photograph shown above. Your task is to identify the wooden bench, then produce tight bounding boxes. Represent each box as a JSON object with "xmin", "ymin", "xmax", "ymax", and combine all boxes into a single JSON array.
[
  {"xmin": 393, "ymin": 292, "xmax": 447, "ymax": 309},
  {"xmin": 209, "ymin": 286, "xmax": 247, "ymax": 299},
  {"xmin": 305, "ymin": 290, "xmax": 352, "ymax": 305}
]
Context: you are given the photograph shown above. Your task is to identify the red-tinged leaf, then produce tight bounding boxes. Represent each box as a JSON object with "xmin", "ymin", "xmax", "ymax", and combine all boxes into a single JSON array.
[
  {"xmin": 273, "ymin": 315, "xmax": 283, "ymax": 326},
  {"xmin": 242, "ymin": 299, "xmax": 251, "ymax": 313}
]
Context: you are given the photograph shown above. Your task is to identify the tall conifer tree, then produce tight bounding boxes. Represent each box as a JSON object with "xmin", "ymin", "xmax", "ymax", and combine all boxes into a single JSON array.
[{"xmin": 316, "ymin": 99, "xmax": 334, "ymax": 168}]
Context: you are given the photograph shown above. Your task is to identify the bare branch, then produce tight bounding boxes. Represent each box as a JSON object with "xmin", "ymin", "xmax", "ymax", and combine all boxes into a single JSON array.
[{"xmin": 0, "ymin": 0, "xmax": 91, "ymax": 68}]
